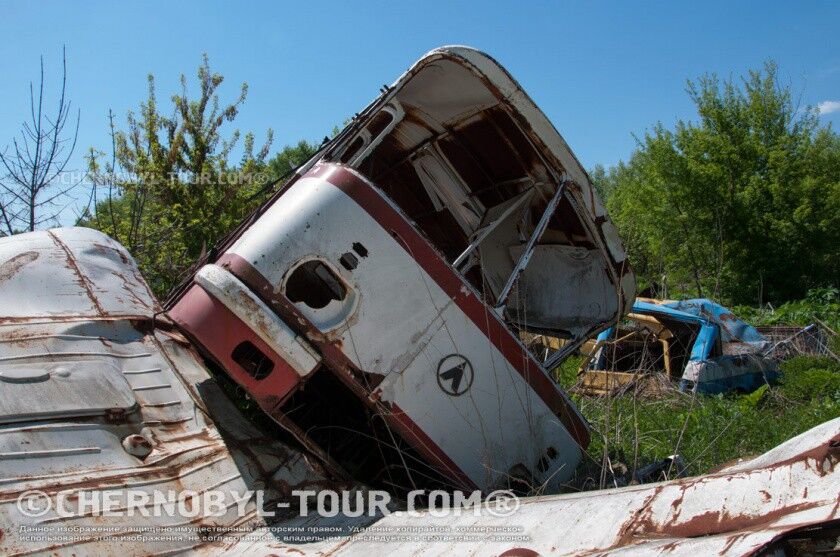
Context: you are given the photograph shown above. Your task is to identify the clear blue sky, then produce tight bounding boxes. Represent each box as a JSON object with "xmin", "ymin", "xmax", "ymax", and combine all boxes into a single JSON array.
[{"xmin": 1, "ymin": 1, "xmax": 839, "ymax": 223}]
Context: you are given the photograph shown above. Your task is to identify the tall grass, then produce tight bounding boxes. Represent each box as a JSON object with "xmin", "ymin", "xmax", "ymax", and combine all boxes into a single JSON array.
[{"xmin": 555, "ymin": 355, "xmax": 840, "ymax": 491}]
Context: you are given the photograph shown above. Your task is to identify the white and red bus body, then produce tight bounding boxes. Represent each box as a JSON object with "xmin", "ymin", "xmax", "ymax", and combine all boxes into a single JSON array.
[{"xmin": 168, "ymin": 47, "xmax": 634, "ymax": 493}]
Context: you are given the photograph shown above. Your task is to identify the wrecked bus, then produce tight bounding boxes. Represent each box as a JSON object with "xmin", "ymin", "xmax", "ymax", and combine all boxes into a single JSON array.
[
  {"xmin": 579, "ymin": 298, "xmax": 779, "ymax": 395},
  {"xmin": 167, "ymin": 46, "xmax": 635, "ymax": 493}
]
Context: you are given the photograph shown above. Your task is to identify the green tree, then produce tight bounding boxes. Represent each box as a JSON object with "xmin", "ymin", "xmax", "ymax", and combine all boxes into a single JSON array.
[
  {"xmin": 85, "ymin": 55, "xmax": 318, "ymax": 295},
  {"xmin": 602, "ymin": 62, "xmax": 840, "ymax": 304}
]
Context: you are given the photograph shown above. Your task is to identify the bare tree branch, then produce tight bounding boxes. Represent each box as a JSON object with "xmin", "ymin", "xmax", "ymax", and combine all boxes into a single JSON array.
[{"xmin": 0, "ymin": 46, "xmax": 80, "ymax": 233}]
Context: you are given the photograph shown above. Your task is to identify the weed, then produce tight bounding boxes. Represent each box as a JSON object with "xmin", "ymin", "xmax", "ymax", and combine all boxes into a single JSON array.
[{"xmin": 554, "ymin": 353, "xmax": 839, "ymax": 492}]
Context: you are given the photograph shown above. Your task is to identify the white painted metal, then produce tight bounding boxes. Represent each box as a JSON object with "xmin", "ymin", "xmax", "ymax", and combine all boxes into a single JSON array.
[
  {"xmin": 0, "ymin": 227, "xmax": 157, "ymax": 321},
  {"xmin": 346, "ymin": 101, "xmax": 405, "ymax": 167},
  {"xmin": 228, "ymin": 166, "xmax": 583, "ymax": 491},
  {"xmin": 354, "ymin": 45, "xmax": 630, "ymax": 280},
  {"xmin": 195, "ymin": 264, "xmax": 320, "ymax": 375},
  {"xmin": 326, "ymin": 46, "xmax": 635, "ymax": 344},
  {"xmin": 509, "ymin": 244, "xmax": 620, "ymax": 338}
]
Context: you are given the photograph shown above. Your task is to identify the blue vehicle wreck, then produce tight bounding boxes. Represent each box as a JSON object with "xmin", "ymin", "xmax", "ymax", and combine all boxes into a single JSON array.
[{"xmin": 581, "ymin": 298, "xmax": 779, "ymax": 395}]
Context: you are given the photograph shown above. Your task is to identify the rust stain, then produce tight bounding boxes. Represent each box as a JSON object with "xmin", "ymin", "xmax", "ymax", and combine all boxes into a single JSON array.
[
  {"xmin": 498, "ymin": 548, "xmax": 541, "ymax": 557},
  {"xmin": 110, "ymin": 269, "xmax": 152, "ymax": 310},
  {"xmin": 604, "ymin": 434, "xmax": 840, "ymax": 553},
  {"xmin": 92, "ymin": 241, "xmax": 129, "ymax": 265},
  {"xmin": 761, "ymin": 435, "xmax": 839, "ymax": 476},
  {"xmin": 0, "ymin": 251, "xmax": 39, "ymax": 286},
  {"xmin": 719, "ymin": 532, "xmax": 749, "ymax": 554},
  {"xmin": 47, "ymin": 230, "xmax": 106, "ymax": 316},
  {"xmin": 653, "ymin": 502, "xmax": 824, "ymax": 539}
]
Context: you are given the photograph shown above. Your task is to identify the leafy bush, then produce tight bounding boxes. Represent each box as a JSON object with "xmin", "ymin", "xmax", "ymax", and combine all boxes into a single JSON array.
[
  {"xmin": 731, "ymin": 287, "xmax": 840, "ymax": 330},
  {"xmin": 600, "ymin": 60, "xmax": 840, "ymax": 304},
  {"xmin": 779, "ymin": 356, "xmax": 840, "ymax": 402}
]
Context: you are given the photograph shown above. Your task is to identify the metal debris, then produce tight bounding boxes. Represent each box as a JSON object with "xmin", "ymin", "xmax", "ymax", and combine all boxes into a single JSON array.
[
  {"xmin": 761, "ymin": 321, "xmax": 839, "ymax": 362},
  {"xmin": 216, "ymin": 418, "xmax": 840, "ymax": 556},
  {"xmin": 578, "ymin": 298, "xmax": 780, "ymax": 395},
  {"xmin": 0, "ymin": 227, "xmax": 347, "ymax": 556},
  {"xmin": 1, "ymin": 47, "xmax": 837, "ymax": 557}
]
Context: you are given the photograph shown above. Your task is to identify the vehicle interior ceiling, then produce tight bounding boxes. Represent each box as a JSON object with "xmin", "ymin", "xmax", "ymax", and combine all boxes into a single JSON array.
[
  {"xmin": 324, "ymin": 57, "xmax": 616, "ymax": 343},
  {"xmin": 598, "ymin": 314, "xmax": 701, "ymax": 376}
]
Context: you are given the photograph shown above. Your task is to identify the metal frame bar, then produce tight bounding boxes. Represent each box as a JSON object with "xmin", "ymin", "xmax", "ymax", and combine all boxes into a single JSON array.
[
  {"xmin": 452, "ymin": 188, "xmax": 535, "ymax": 269},
  {"xmin": 494, "ymin": 180, "xmax": 569, "ymax": 310}
]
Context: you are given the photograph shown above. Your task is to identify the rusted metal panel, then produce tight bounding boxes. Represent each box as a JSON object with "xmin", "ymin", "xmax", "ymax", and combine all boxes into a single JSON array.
[
  {"xmin": 217, "ymin": 417, "xmax": 840, "ymax": 556},
  {"xmin": 194, "ymin": 263, "xmax": 320, "ymax": 376},
  {"xmin": 0, "ymin": 227, "xmax": 157, "ymax": 322},
  {"xmin": 0, "ymin": 228, "xmax": 343, "ymax": 556},
  {"xmin": 177, "ymin": 164, "xmax": 588, "ymax": 492}
]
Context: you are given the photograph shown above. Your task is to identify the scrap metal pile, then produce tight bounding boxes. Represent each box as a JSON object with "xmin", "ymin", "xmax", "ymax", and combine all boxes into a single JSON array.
[{"xmin": 0, "ymin": 47, "xmax": 836, "ymax": 556}]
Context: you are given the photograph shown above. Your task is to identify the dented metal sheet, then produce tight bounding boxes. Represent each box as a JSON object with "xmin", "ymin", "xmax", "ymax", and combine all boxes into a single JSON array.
[
  {"xmin": 216, "ymin": 418, "xmax": 840, "ymax": 556},
  {"xmin": 0, "ymin": 227, "xmax": 158, "ymax": 321},
  {"xmin": 0, "ymin": 228, "xmax": 344, "ymax": 556},
  {"xmin": 194, "ymin": 264, "xmax": 320, "ymax": 375}
]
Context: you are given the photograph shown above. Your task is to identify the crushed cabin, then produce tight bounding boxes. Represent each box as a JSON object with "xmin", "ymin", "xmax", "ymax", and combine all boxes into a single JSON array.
[
  {"xmin": 167, "ymin": 46, "xmax": 635, "ymax": 494},
  {"xmin": 576, "ymin": 298, "xmax": 780, "ymax": 396}
]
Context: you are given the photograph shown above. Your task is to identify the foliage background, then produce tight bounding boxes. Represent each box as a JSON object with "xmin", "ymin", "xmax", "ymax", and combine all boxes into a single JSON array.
[
  {"xmin": 81, "ymin": 56, "xmax": 318, "ymax": 294},
  {"xmin": 76, "ymin": 57, "xmax": 840, "ymax": 305},
  {"xmin": 592, "ymin": 63, "xmax": 839, "ymax": 306}
]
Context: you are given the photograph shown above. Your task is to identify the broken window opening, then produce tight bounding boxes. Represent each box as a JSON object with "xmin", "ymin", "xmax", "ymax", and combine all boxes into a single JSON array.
[
  {"xmin": 452, "ymin": 187, "xmax": 535, "ymax": 269},
  {"xmin": 340, "ymin": 136, "xmax": 365, "ymax": 164},
  {"xmin": 231, "ymin": 341, "xmax": 274, "ymax": 380},
  {"xmin": 286, "ymin": 260, "xmax": 347, "ymax": 309},
  {"xmin": 339, "ymin": 103, "xmax": 404, "ymax": 166},
  {"xmin": 495, "ymin": 181, "xmax": 568, "ymax": 309}
]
